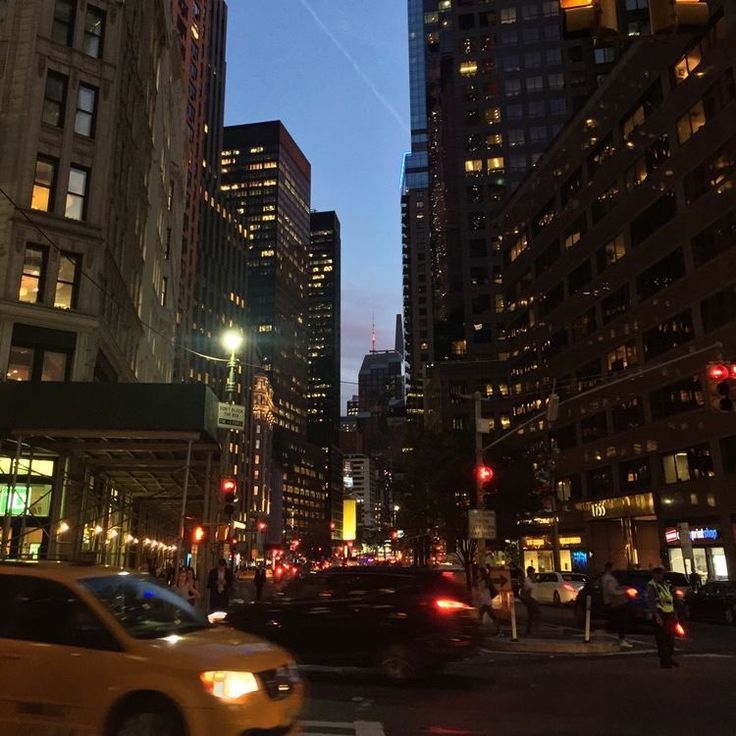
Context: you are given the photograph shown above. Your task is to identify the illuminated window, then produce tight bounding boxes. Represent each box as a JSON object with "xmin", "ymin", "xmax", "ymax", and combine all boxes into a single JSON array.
[
  {"xmin": 500, "ymin": 7, "xmax": 517, "ymax": 23},
  {"xmin": 19, "ymin": 246, "xmax": 47, "ymax": 304},
  {"xmin": 487, "ymin": 157, "xmax": 504, "ymax": 172},
  {"xmin": 54, "ymin": 252, "xmax": 80, "ymax": 309},
  {"xmin": 464, "ymin": 159, "xmax": 483, "ymax": 173},
  {"xmin": 459, "ymin": 61, "xmax": 478, "ymax": 76},
  {"xmin": 31, "ymin": 157, "xmax": 57, "ymax": 212},
  {"xmin": 451, "ymin": 340, "xmax": 467, "ymax": 356},
  {"xmin": 674, "ymin": 45, "xmax": 702, "ymax": 84},
  {"xmin": 510, "ymin": 233, "xmax": 528, "ymax": 261},
  {"xmin": 624, "ymin": 158, "xmax": 647, "ymax": 189},
  {"xmin": 622, "ymin": 104, "xmax": 645, "ymax": 139},
  {"xmin": 438, "ymin": 0, "xmax": 452, "ymax": 9},
  {"xmin": 485, "ymin": 107, "xmax": 502, "ymax": 124},
  {"xmin": 424, "ymin": 11, "xmax": 439, "ymax": 23}
]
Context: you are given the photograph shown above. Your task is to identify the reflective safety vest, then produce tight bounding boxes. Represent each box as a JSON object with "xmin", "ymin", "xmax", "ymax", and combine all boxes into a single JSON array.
[{"xmin": 649, "ymin": 580, "xmax": 674, "ymax": 613}]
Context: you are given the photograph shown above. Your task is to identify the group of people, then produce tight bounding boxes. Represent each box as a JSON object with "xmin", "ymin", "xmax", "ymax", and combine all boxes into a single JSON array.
[
  {"xmin": 168, "ymin": 559, "xmax": 269, "ymax": 611},
  {"xmin": 480, "ymin": 562, "xmax": 684, "ymax": 668}
]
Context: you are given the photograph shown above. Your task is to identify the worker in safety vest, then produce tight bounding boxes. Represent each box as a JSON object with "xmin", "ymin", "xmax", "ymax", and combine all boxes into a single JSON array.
[{"xmin": 647, "ymin": 565, "xmax": 679, "ymax": 669}]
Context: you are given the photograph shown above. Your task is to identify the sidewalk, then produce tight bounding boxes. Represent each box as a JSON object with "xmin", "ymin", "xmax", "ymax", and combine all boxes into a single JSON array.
[{"xmin": 480, "ymin": 605, "xmax": 632, "ymax": 654}]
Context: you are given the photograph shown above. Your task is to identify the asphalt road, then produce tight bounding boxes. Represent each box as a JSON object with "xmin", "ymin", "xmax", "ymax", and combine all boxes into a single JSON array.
[{"xmin": 300, "ymin": 618, "xmax": 736, "ymax": 736}]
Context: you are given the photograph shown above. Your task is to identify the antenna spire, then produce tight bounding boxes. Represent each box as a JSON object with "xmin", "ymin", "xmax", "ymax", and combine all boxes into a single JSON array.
[{"xmin": 371, "ymin": 313, "xmax": 376, "ymax": 353}]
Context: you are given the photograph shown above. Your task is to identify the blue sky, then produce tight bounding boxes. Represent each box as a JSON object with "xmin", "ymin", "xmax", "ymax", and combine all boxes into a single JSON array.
[{"xmin": 224, "ymin": 1, "xmax": 410, "ymax": 411}]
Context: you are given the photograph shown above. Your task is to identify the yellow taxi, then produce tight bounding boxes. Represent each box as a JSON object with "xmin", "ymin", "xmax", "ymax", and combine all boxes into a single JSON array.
[{"xmin": 0, "ymin": 561, "xmax": 304, "ymax": 736}]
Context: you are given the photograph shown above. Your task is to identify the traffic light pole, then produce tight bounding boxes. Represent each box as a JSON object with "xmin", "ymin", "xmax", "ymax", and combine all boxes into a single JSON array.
[
  {"xmin": 474, "ymin": 391, "xmax": 486, "ymax": 567},
  {"xmin": 175, "ymin": 439, "xmax": 193, "ymax": 568}
]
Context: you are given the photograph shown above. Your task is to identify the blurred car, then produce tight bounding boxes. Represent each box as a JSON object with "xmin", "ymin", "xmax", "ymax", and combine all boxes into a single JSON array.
[
  {"xmin": 226, "ymin": 566, "xmax": 481, "ymax": 680},
  {"xmin": 0, "ymin": 562, "xmax": 303, "ymax": 736},
  {"xmin": 575, "ymin": 569, "xmax": 690, "ymax": 627},
  {"xmin": 535, "ymin": 571, "xmax": 588, "ymax": 604},
  {"xmin": 687, "ymin": 581, "xmax": 736, "ymax": 624}
]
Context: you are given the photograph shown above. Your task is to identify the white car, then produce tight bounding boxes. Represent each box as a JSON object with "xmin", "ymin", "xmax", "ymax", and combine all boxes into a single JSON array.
[{"xmin": 535, "ymin": 571, "xmax": 588, "ymax": 604}]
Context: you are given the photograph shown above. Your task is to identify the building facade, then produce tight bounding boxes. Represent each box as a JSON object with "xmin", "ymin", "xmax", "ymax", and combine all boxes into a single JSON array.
[
  {"xmin": 308, "ymin": 210, "xmax": 341, "ymax": 447},
  {"xmin": 0, "ymin": 0, "xmax": 185, "ymax": 558},
  {"xmin": 500, "ymin": 9, "xmax": 736, "ymax": 579}
]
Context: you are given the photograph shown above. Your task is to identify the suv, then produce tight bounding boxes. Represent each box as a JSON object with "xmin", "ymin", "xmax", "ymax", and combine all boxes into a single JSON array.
[
  {"xmin": 226, "ymin": 566, "xmax": 481, "ymax": 680},
  {"xmin": 575, "ymin": 569, "xmax": 690, "ymax": 627},
  {"xmin": 0, "ymin": 562, "xmax": 303, "ymax": 736}
]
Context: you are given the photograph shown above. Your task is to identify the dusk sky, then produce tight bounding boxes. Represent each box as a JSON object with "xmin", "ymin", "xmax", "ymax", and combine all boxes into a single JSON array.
[{"xmin": 224, "ymin": 1, "xmax": 410, "ymax": 411}]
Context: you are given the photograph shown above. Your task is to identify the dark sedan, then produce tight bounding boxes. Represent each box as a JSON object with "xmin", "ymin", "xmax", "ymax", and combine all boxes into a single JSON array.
[
  {"xmin": 225, "ymin": 567, "xmax": 481, "ymax": 680},
  {"xmin": 687, "ymin": 581, "xmax": 736, "ymax": 625}
]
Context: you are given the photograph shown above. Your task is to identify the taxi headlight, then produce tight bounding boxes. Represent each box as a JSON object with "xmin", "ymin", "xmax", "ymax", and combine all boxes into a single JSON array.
[{"xmin": 200, "ymin": 671, "xmax": 259, "ymax": 701}]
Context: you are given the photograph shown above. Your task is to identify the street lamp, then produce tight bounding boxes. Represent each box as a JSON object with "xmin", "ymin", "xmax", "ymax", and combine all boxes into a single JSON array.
[{"xmin": 221, "ymin": 329, "xmax": 244, "ymax": 402}]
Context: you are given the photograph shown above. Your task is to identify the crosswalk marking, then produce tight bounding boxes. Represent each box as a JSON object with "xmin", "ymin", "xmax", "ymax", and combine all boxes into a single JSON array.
[{"xmin": 301, "ymin": 720, "xmax": 387, "ymax": 736}]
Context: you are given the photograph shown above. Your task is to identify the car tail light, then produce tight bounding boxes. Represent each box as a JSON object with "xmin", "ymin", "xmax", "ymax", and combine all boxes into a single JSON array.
[
  {"xmin": 435, "ymin": 598, "xmax": 472, "ymax": 613},
  {"xmin": 674, "ymin": 589, "xmax": 685, "ymax": 599},
  {"xmin": 562, "ymin": 583, "xmax": 576, "ymax": 593},
  {"xmin": 625, "ymin": 587, "xmax": 638, "ymax": 599},
  {"xmin": 274, "ymin": 566, "xmax": 284, "ymax": 578}
]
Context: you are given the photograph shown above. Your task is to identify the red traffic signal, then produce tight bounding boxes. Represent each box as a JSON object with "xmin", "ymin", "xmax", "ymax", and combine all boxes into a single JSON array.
[
  {"xmin": 708, "ymin": 364, "xmax": 730, "ymax": 381},
  {"xmin": 257, "ymin": 521, "xmax": 268, "ymax": 532},
  {"xmin": 391, "ymin": 529, "xmax": 399, "ymax": 540},
  {"xmin": 193, "ymin": 526, "xmax": 205, "ymax": 544},
  {"xmin": 476, "ymin": 465, "xmax": 495, "ymax": 484},
  {"xmin": 220, "ymin": 477, "xmax": 237, "ymax": 497}
]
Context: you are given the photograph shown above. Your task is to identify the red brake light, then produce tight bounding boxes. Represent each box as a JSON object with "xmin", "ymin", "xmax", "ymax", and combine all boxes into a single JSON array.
[
  {"xmin": 674, "ymin": 588, "xmax": 685, "ymax": 599},
  {"xmin": 435, "ymin": 598, "xmax": 472, "ymax": 613},
  {"xmin": 625, "ymin": 587, "xmax": 638, "ymax": 599},
  {"xmin": 708, "ymin": 364, "xmax": 730, "ymax": 381},
  {"xmin": 441, "ymin": 571, "xmax": 456, "ymax": 579},
  {"xmin": 562, "ymin": 583, "xmax": 576, "ymax": 592}
]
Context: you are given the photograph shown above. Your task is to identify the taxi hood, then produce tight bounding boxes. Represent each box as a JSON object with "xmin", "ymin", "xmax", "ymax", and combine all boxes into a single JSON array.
[{"xmin": 137, "ymin": 625, "xmax": 293, "ymax": 673}]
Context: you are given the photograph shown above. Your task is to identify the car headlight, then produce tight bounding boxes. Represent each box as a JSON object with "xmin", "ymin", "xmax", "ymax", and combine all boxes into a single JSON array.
[{"xmin": 200, "ymin": 671, "xmax": 259, "ymax": 702}]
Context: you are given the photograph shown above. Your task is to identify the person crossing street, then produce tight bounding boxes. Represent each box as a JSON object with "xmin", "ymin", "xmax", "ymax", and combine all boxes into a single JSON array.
[{"xmin": 647, "ymin": 565, "xmax": 679, "ymax": 669}]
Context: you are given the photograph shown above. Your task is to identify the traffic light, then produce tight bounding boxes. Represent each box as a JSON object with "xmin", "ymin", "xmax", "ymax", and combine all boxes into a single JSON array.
[
  {"xmin": 705, "ymin": 362, "xmax": 736, "ymax": 412},
  {"xmin": 192, "ymin": 525, "xmax": 205, "ymax": 544},
  {"xmin": 391, "ymin": 529, "xmax": 399, "ymax": 541},
  {"xmin": 649, "ymin": 0, "xmax": 709, "ymax": 33},
  {"xmin": 560, "ymin": 0, "xmax": 618, "ymax": 36},
  {"xmin": 476, "ymin": 464, "xmax": 495, "ymax": 484},
  {"xmin": 220, "ymin": 477, "xmax": 237, "ymax": 517},
  {"xmin": 257, "ymin": 521, "xmax": 268, "ymax": 532}
]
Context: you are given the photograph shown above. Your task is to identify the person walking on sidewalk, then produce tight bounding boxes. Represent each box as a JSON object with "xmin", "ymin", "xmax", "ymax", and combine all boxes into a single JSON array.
[
  {"xmin": 647, "ymin": 565, "xmax": 679, "ymax": 669},
  {"xmin": 601, "ymin": 562, "xmax": 633, "ymax": 649},
  {"xmin": 207, "ymin": 558, "xmax": 233, "ymax": 612},
  {"xmin": 478, "ymin": 566, "xmax": 502, "ymax": 635},
  {"xmin": 521, "ymin": 565, "xmax": 540, "ymax": 635},
  {"xmin": 253, "ymin": 564, "xmax": 267, "ymax": 602}
]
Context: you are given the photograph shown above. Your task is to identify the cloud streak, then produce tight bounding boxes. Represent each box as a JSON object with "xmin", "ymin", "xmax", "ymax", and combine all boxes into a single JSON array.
[{"xmin": 297, "ymin": 0, "xmax": 409, "ymax": 134}]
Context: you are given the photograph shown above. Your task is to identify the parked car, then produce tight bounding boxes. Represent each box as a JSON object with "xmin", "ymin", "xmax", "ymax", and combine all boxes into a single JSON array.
[
  {"xmin": 574, "ymin": 569, "xmax": 690, "ymax": 627},
  {"xmin": 226, "ymin": 567, "xmax": 481, "ymax": 680},
  {"xmin": 535, "ymin": 571, "xmax": 588, "ymax": 604},
  {"xmin": 0, "ymin": 562, "xmax": 304, "ymax": 736},
  {"xmin": 687, "ymin": 581, "xmax": 736, "ymax": 624}
]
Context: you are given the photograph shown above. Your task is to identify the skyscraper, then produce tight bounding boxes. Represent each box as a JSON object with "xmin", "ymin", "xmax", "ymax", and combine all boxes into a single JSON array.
[
  {"xmin": 222, "ymin": 121, "xmax": 311, "ymax": 435},
  {"xmin": 402, "ymin": 0, "xmax": 598, "ymax": 427},
  {"xmin": 308, "ymin": 211, "xmax": 342, "ymax": 447},
  {"xmin": 358, "ymin": 317, "xmax": 406, "ymax": 417}
]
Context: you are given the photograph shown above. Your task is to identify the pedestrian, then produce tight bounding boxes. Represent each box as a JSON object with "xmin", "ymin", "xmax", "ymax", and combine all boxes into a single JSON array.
[
  {"xmin": 601, "ymin": 562, "xmax": 633, "ymax": 648},
  {"xmin": 521, "ymin": 565, "xmax": 541, "ymax": 635},
  {"xmin": 185, "ymin": 566, "xmax": 200, "ymax": 606},
  {"xmin": 647, "ymin": 565, "xmax": 680, "ymax": 669},
  {"xmin": 208, "ymin": 558, "xmax": 233, "ymax": 611},
  {"xmin": 689, "ymin": 570, "xmax": 702, "ymax": 591},
  {"xmin": 253, "ymin": 564, "xmax": 267, "ymax": 602},
  {"xmin": 478, "ymin": 567, "xmax": 503, "ymax": 635},
  {"xmin": 173, "ymin": 567, "xmax": 199, "ymax": 605}
]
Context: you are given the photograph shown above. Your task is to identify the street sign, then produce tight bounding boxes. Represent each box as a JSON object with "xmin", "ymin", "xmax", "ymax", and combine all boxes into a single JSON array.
[
  {"xmin": 487, "ymin": 566, "xmax": 512, "ymax": 594},
  {"xmin": 678, "ymin": 521, "xmax": 694, "ymax": 561},
  {"xmin": 476, "ymin": 418, "xmax": 494, "ymax": 434},
  {"xmin": 217, "ymin": 402, "xmax": 246, "ymax": 430},
  {"xmin": 468, "ymin": 509, "xmax": 497, "ymax": 540}
]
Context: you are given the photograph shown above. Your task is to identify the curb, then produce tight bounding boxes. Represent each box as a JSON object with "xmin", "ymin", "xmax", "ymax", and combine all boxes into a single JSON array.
[{"xmin": 481, "ymin": 637, "xmax": 623, "ymax": 654}]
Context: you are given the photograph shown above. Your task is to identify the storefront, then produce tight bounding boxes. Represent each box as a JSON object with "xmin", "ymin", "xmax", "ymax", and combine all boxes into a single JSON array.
[
  {"xmin": 521, "ymin": 533, "xmax": 589, "ymax": 573},
  {"xmin": 576, "ymin": 492, "xmax": 660, "ymax": 572},
  {"xmin": 665, "ymin": 523, "xmax": 729, "ymax": 581}
]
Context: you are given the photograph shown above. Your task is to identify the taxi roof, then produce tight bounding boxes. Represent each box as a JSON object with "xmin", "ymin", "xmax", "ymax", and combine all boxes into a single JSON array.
[{"xmin": 0, "ymin": 560, "xmax": 141, "ymax": 582}]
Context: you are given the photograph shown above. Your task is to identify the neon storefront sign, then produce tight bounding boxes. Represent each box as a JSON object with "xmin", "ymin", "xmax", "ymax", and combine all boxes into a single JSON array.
[{"xmin": 665, "ymin": 526, "xmax": 720, "ymax": 544}]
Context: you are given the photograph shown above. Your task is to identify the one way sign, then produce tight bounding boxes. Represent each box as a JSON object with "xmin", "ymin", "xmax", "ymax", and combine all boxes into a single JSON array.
[{"xmin": 487, "ymin": 566, "xmax": 512, "ymax": 594}]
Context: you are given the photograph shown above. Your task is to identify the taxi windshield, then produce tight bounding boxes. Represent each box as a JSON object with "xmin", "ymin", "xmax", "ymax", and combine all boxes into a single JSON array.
[{"xmin": 81, "ymin": 574, "xmax": 208, "ymax": 640}]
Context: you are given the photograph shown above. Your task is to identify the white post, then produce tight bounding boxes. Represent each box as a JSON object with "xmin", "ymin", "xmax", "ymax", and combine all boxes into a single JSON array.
[
  {"xmin": 584, "ymin": 594, "xmax": 592, "ymax": 643},
  {"xmin": 510, "ymin": 592, "xmax": 518, "ymax": 642}
]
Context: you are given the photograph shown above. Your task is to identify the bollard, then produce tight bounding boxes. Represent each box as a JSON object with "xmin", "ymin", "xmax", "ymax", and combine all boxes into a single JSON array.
[
  {"xmin": 584, "ymin": 594, "xmax": 592, "ymax": 643},
  {"xmin": 510, "ymin": 591, "xmax": 518, "ymax": 642}
]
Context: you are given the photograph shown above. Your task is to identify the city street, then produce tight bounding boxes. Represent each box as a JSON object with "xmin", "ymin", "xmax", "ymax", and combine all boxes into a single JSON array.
[{"xmin": 300, "ymin": 620, "xmax": 736, "ymax": 736}]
